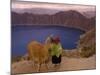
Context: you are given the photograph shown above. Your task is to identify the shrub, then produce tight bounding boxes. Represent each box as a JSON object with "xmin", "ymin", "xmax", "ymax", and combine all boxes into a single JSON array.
[{"xmin": 79, "ymin": 44, "xmax": 96, "ymax": 58}]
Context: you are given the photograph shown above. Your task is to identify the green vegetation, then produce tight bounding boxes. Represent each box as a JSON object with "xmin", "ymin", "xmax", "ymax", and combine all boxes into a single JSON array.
[{"xmin": 79, "ymin": 44, "xmax": 96, "ymax": 58}]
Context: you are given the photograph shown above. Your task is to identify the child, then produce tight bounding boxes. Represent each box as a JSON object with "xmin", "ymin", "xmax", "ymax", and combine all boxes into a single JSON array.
[{"xmin": 50, "ymin": 37, "xmax": 63, "ymax": 67}]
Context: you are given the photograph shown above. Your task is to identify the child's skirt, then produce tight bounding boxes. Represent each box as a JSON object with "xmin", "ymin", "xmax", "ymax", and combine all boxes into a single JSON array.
[{"xmin": 52, "ymin": 55, "xmax": 61, "ymax": 64}]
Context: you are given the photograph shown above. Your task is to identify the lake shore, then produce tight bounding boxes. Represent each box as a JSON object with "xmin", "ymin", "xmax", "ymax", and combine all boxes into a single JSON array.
[
  {"xmin": 11, "ymin": 50, "xmax": 96, "ymax": 74},
  {"xmin": 12, "ymin": 24, "xmax": 88, "ymax": 32}
]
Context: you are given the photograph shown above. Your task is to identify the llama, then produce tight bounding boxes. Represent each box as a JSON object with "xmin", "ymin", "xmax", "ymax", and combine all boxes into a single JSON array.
[{"xmin": 27, "ymin": 41, "xmax": 49, "ymax": 72}]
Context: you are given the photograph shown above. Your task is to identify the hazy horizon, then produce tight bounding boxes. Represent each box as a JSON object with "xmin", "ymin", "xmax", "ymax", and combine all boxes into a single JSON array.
[
  {"xmin": 12, "ymin": 1, "xmax": 95, "ymax": 11},
  {"xmin": 11, "ymin": 1, "xmax": 96, "ymax": 18}
]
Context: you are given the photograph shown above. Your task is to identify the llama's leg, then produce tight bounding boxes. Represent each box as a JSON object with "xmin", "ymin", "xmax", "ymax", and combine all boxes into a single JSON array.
[
  {"xmin": 32, "ymin": 61, "xmax": 36, "ymax": 70},
  {"xmin": 39, "ymin": 63, "xmax": 41, "ymax": 72},
  {"xmin": 38, "ymin": 63, "xmax": 41, "ymax": 72},
  {"xmin": 32, "ymin": 62, "xmax": 35, "ymax": 67},
  {"xmin": 45, "ymin": 62, "xmax": 48, "ymax": 71}
]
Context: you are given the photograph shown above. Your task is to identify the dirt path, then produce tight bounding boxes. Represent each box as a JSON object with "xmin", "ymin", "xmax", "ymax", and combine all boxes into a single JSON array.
[{"xmin": 11, "ymin": 55, "xmax": 96, "ymax": 74}]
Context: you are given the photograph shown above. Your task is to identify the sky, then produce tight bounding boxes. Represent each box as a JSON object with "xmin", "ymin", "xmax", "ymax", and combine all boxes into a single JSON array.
[{"xmin": 12, "ymin": 1, "xmax": 96, "ymax": 12}]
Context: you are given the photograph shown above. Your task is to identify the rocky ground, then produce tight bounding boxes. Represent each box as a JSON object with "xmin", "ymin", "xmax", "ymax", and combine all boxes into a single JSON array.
[{"xmin": 11, "ymin": 53, "xmax": 96, "ymax": 74}]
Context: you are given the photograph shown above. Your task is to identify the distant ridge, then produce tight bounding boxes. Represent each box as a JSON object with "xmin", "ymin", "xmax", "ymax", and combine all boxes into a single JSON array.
[{"xmin": 11, "ymin": 10, "xmax": 96, "ymax": 31}]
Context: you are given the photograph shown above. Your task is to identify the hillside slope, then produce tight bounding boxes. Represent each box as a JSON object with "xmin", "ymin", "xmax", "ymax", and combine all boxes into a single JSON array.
[
  {"xmin": 11, "ymin": 10, "xmax": 96, "ymax": 31},
  {"xmin": 78, "ymin": 28, "xmax": 96, "ymax": 57}
]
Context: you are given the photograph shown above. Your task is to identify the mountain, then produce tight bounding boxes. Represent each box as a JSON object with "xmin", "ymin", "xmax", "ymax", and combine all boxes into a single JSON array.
[
  {"xmin": 53, "ymin": 10, "xmax": 94, "ymax": 31},
  {"xmin": 12, "ymin": 8, "xmax": 96, "ymax": 18},
  {"xmin": 11, "ymin": 10, "xmax": 96, "ymax": 31},
  {"xmin": 82, "ymin": 11, "xmax": 96, "ymax": 18}
]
